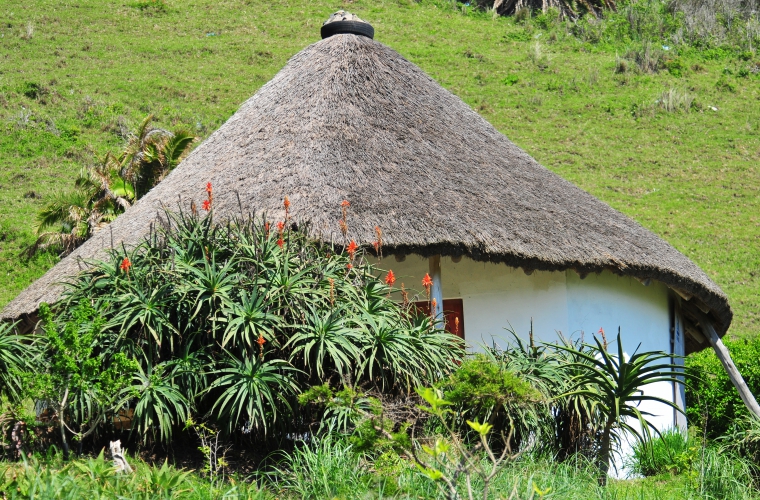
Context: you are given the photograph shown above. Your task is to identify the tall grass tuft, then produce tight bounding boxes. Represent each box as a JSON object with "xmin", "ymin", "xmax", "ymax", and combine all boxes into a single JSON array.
[
  {"xmin": 628, "ymin": 428, "xmax": 691, "ymax": 477},
  {"xmin": 657, "ymin": 88, "xmax": 695, "ymax": 113},
  {"xmin": 270, "ymin": 435, "xmax": 369, "ymax": 499}
]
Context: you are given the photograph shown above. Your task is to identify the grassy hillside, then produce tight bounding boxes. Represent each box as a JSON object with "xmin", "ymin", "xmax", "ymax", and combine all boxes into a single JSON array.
[{"xmin": 1, "ymin": 0, "xmax": 758, "ymax": 337}]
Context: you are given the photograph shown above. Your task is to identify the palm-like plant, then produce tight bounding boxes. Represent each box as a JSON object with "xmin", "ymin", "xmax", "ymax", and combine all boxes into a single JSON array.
[
  {"xmin": 221, "ymin": 287, "xmax": 282, "ymax": 350},
  {"xmin": 119, "ymin": 114, "xmax": 195, "ymax": 199},
  {"xmin": 357, "ymin": 316, "xmax": 415, "ymax": 390},
  {"xmin": 28, "ymin": 115, "xmax": 194, "ymax": 257},
  {"xmin": 557, "ymin": 330, "xmax": 688, "ymax": 485},
  {"xmin": 0, "ymin": 322, "xmax": 32, "ymax": 402},
  {"xmin": 110, "ymin": 282, "xmax": 177, "ymax": 355},
  {"xmin": 207, "ymin": 353, "xmax": 300, "ymax": 435},
  {"xmin": 29, "ymin": 190, "xmax": 92, "ymax": 257},
  {"xmin": 121, "ymin": 362, "xmax": 191, "ymax": 444},
  {"xmin": 177, "ymin": 255, "xmax": 240, "ymax": 338},
  {"xmin": 286, "ymin": 305, "xmax": 360, "ymax": 380},
  {"xmin": 42, "ymin": 200, "xmax": 465, "ymax": 445}
]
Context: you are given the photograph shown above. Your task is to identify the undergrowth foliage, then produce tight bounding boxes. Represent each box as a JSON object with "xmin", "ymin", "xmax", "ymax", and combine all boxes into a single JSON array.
[{"xmin": 40, "ymin": 189, "xmax": 463, "ymax": 448}]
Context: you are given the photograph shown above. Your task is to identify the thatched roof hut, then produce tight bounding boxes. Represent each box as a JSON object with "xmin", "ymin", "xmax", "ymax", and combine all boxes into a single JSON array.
[{"xmin": 1, "ymin": 20, "xmax": 731, "ymax": 354}]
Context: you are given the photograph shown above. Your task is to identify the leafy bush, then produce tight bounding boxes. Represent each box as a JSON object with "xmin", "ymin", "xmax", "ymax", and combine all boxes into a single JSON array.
[
  {"xmin": 438, "ymin": 353, "xmax": 545, "ymax": 451},
  {"xmin": 685, "ymin": 336, "xmax": 760, "ymax": 438}
]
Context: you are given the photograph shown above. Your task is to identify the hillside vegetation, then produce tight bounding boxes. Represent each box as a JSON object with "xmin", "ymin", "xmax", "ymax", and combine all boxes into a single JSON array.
[{"xmin": 1, "ymin": 0, "xmax": 759, "ymax": 338}]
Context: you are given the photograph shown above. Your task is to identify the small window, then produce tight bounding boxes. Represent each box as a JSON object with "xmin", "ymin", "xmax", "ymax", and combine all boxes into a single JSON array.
[{"xmin": 412, "ymin": 298, "xmax": 465, "ymax": 338}]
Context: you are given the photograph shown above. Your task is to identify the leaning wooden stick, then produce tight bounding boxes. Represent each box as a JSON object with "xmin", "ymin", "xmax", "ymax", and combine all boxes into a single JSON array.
[{"xmin": 696, "ymin": 312, "xmax": 760, "ymax": 419}]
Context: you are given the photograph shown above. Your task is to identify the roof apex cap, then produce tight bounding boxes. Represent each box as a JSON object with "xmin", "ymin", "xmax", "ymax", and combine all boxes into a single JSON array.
[{"xmin": 321, "ymin": 11, "xmax": 374, "ymax": 39}]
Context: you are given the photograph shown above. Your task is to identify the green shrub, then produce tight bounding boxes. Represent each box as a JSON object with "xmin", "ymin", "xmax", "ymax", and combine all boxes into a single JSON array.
[{"xmin": 685, "ymin": 336, "xmax": 760, "ymax": 438}]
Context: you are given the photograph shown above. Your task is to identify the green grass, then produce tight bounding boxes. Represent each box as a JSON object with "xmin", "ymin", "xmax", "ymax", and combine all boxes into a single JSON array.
[
  {"xmin": 0, "ymin": 0, "xmax": 759, "ymax": 339},
  {"xmin": 4, "ymin": 444, "xmax": 755, "ymax": 499}
]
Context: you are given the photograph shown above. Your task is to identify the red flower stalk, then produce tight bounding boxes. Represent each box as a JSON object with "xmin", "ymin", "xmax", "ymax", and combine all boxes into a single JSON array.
[
  {"xmin": 277, "ymin": 238, "xmax": 284, "ymax": 248},
  {"xmin": 264, "ymin": 222, "xmax": 270, "ymax": 235},
  {"xmin": 597, "ymin": 327, "xmax": 608, "ymax": 350},
  {"xmin": 373, "ymin": 226, "xmax": 383, "ymax": 258},
  {"xmin": 454, "ymin": 317, "xmax": 460, "ymax": 336},
  {"xmin": 120, "ymin": 257, "xmax": 131, "ymax": 273},
  {"xmin": 430, "ymin": 298, "xmax": 437, "ymax": 319},
  {"xmin": 384, "ymin": 270, "xmax": 396, "ymax": 287},
  {"xmin": 276, "ymin": 221, "xmax": 285, "ymax": 233},
  {"xmin": 340, "ymin": 200, "xmax": 350, "ymax": 231},
  {"xmin": 422, "ymin": 273, "xmax": 433, "ymax": 298},
  {"xmin": 284, "ymin": 196, "xmax": 291, "ymax": 219},
  {"xmin": 401, "ymin": 283, "xmax": 408, "ymax": 308},
  {"xmin": 202, "ymin": 199, "xmax": 211, "ymax": 211},
  {"xmin": 190, "ymin": 200, "xmax": 198, "ymax": 216},
  {"xmin": 257, "ymin": 333, "xmax": 266, "ymax": 360},
  {"xmin": 346, "ymin": 240, "xmax": 358, "ymax": 259},
  {"xmin": 346, "ymin": 263, "xmax": 353, "ymax": 270},
  {"xmin": 206, "ymin": 182, "xmax": 212, "ymax": 195}
]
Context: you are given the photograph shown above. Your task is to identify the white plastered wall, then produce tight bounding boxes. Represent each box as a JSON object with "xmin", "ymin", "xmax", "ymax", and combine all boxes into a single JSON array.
[{"xmin": 385, "ymin": 255, "xmax": 677, "ymax": 476}]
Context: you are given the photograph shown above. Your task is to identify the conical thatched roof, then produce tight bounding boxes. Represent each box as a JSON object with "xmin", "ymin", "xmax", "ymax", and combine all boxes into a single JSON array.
[{"xmin": 2, "ymin": 31, "xmax": 731, "ymax": 347}]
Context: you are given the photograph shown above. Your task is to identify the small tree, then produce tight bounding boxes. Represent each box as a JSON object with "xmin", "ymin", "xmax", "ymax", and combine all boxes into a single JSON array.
[
  {"xmin": 558, "ymin": 329, "xmax": 689, "ymax": 485},
  {"xmin": 27, "ymin": 303, "xmax": 137, "ymax": 459}
]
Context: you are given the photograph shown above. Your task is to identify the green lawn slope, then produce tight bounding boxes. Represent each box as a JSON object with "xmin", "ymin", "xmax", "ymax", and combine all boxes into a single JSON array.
[{"xmin": 1, "ymin": 0, "xmax": 758, "ymax": 338}]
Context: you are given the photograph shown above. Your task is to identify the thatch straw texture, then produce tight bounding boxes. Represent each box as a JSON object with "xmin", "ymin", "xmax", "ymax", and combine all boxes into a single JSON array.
[{"xmin": 2, "ymin": 34, "xmax": 731, "ymax": 344}]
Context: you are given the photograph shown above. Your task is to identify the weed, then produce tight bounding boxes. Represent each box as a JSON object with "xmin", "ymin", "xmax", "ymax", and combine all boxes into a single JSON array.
[
  {"xmin": 502, "ymin": 74, "xmax": 519, "ymax": 86},
  {"xmin": 528, "ymin": 41, "xmax": 550, "ymax": 70},
  {"xmin": 130, "ymin": 0, "xmax": 168, "ymax": 13},
  {"xmin": 514, "ymin": 7, "xmax": 531, "ymax": 24},
  {"xmin": 615, "ymin": 54, "xmax": 629, "ymax": 74},
  {"xmin": 715, "ymin": 75, "xmax": 736, "ymax": 92},
  {"xmin": 21, "ymin": 22, "xmax": 33, "ymax": 41},
  {"xmin": 626, "ymin": 42, "xmax": 663, "ymax": 73},
  {"xmin": 657, "ymin": 88, "xmax": 695, "ymax": 113}
]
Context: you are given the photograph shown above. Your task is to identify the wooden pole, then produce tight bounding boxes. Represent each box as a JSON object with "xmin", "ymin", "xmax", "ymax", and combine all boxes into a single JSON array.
[
  {"xmin": 697, "ymin": 314, "xmax": 760, "ymax": 419},
  {"xmin": 429, "ymin": 255, "xmax": 444, "ymax": 326}
]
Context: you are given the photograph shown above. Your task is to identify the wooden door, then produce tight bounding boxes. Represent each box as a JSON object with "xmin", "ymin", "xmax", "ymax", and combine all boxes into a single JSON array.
[{"xmin": 413, "ymin": 298, "xmax": 465, "ymax": 339}]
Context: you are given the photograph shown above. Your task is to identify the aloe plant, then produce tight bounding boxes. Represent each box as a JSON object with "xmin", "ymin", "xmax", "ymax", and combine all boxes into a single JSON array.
[{"xmin": 557, "ymin": 329, "xmax": 689, "ymax": 485}]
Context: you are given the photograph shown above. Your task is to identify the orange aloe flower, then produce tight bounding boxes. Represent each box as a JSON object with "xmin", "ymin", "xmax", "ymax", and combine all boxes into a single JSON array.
[
  {"xmin": 120, "ymin": 257, "xmax": 132, "ymax": 273},
  {"xmin": 384, "ymin": 270, "xmax": 396, "ymax": 286},
  {"xmin": 346, "ymin": 240, "xmax": 358, "ymax": 259},
  {"xmin": 202, "ymin": 199, "xmax": 211, "ymax": 211},
  {"xmin": 422, "ymin": 273, "xmax": 433, "ymax": 299}
]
